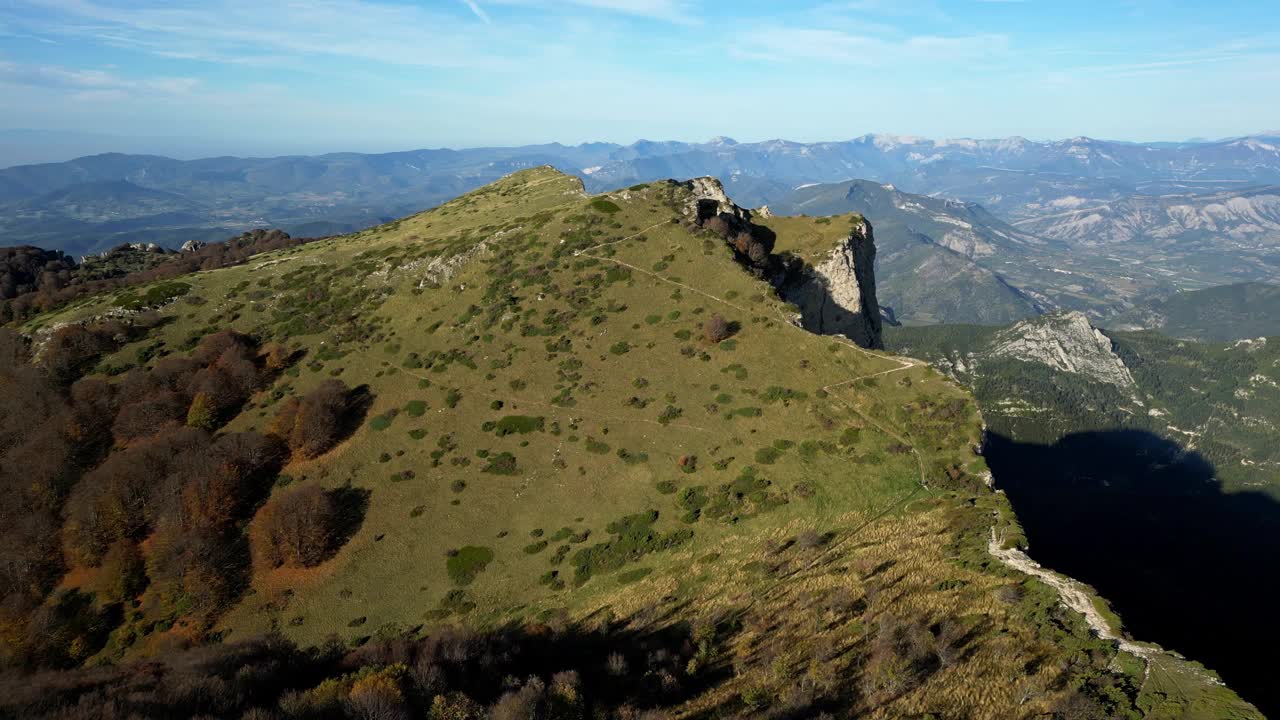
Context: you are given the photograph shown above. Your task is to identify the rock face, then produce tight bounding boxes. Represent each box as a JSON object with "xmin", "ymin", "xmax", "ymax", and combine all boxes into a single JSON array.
[
  {"xmin": 678, "ymin": 175, "xmax": 883, "ymax": 349},
  {"xmin": 990, "ymin": 311, "xmax": 1135, "ymax": 388},
  {"xmin": 782, "ymin": 219, "xmax": 883, "ymax": 349},
  {"xmin": 681, "ymin": 176, "xmax": 754, "ymax": 229}
]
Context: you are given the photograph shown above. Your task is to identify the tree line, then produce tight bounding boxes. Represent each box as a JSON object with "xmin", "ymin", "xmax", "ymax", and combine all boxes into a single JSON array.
[{"xmin": 0, "ymin": 230, "xmax": 315, "ymax": 324}]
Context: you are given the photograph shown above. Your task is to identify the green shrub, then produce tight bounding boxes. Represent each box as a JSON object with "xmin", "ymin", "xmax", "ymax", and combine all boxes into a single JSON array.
[
  {"xmin": 761, "ymin": 386, "xmax": 807, "ymax": 405},
  {"xmin": 446, "ymin": 546, "xmax": 494, "ymax": 585},
  {"xmin": 405, "ymin": 400, "xmax": 428, "ymax": 417},
  {"xmin": 616, "ymin": 448, "xmax": 648, "ymax": 465},
  {"xmin": 616, "ymin": 567, "xmax": 652, "ymax": 585},
  {"xmin": 114, "ymin": 281, "xmax": 192, "ymax": 311},
  {"xmin": 482, "ymin": 452, "xmax": 519, "ymax": 475},
  {"xmin": 571, "ymin": 510, "xmax": 693, "ymax": 585},
  {"xmin": 678, "ymin": 486, "xmax": 709, "ymax": 512},
  {"xmin": 491, "ymin": 415, "xmax": 545, "ymax": 436},
  {"xmin": 657, "ymin": 405, "xmax": 683, "ymax": 425},
  {"xmin": 589, "ymin": 199, "xmax": 621, "ymax": 214}
]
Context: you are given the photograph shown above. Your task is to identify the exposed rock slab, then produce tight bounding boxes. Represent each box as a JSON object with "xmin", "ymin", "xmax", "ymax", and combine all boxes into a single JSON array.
[{"xmin": 990, "ymin": 311, "xmax": 1135, "ymax": 388}]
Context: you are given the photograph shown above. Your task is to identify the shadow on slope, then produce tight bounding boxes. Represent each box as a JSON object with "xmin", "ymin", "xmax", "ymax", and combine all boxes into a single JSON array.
[{"xmin": 985, "ymin": 430, "xmax": 1280, "ymax": 716}]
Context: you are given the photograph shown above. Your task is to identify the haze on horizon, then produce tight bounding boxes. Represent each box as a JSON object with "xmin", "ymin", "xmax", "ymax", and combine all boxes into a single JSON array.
[{"xmin": 1, "ymin": 0, "xmax": 1278, "ymax": 165}]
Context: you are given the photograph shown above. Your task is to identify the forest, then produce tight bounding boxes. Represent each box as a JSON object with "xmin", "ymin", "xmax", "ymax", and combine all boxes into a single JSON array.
[{"xmin": 0, "ymin": 318, "xmax": 367, "ymax": 674}]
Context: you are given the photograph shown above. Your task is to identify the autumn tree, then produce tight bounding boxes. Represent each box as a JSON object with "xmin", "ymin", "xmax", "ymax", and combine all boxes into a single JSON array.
[
  {"xmin": 272, "ymin": 380, "xmax": 353, "ymax": 460},
  {"xmin": 96, "ymin": 540, "xmax": 147, "ymax": 604},
  {"xmin": 703, "ymin": 215, "xmax": 731, "ymax": 237},
  {"xmin": 250, "ymin": 484, "xmax": 337, "ymax": 569},
  {"xmin": 40, "ymin": 323, "xmax": 119, "ymax": 385},
  {"xmin": 702, "ymin": 314, "xmax": 733, "ymax": 344}
]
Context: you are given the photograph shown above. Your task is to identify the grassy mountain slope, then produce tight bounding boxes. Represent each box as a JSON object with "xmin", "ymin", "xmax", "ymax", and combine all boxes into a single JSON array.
[{"xmin": 17, "ymin": 169, "xmax": 1256, "ymax": 718}]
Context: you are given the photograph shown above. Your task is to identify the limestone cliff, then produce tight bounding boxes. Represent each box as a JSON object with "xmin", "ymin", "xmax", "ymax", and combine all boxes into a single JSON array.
[
  {"xmin": 780, "ymin": 219, "xmax": 884, "ymax": 349},
  {"xmin": 678, "ymin": 176, "xmax": 883, "ymax": 349}
]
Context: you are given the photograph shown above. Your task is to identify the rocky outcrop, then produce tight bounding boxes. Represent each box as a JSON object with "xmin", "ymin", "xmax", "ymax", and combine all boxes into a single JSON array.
[
  {"xmin": 677, "ymin": 176, "xmax": 883, "ymax": 349},
  {"xmin": 781, "ymin": 219, "xmax": 883, "ymax": 349},
  {"xmin": 990, "ymin": 311, "xmax": 1135, "ymax": 388},
  {"xmin": 681, "ymin": 176, "xmax": 755, "ymax": 229},
  {"xmin": 181, "ymin": 239, "xmax": 206, "ymax": 253}
]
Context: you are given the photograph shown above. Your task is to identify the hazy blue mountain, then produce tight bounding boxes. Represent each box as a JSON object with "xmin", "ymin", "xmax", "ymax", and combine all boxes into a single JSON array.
[
  {"xmin": 769, "ymin": 178, "xmax": 1280, "ymax": 321},
  {"xmin": 6, "ymin": 132, "xmax": 1280, "ymax": 265},
  {"xmin": 769, "ymin": 179, "xmax": 1046, "ymax": 325},
  {"xmin": 1111, "ymin": 282, "xmax": 1280, "ymax": 341}
]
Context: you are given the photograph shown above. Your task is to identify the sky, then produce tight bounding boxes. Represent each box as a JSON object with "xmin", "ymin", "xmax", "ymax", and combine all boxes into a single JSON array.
[{"xmin": 0, "ymin": 0, "xmax": 1278, "ymax": 160}]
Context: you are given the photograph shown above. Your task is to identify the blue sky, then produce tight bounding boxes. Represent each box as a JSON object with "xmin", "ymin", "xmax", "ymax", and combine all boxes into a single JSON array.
[{"xmin": 1, "ymin": 0, "xmax": 1278, "ymax": 157}]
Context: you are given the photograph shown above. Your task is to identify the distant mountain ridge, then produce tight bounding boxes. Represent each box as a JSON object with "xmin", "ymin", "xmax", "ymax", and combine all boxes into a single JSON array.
[
  {"xmin": 769, "ymin": 178, "xmax": 1280, "ymax": 322},
  {"xmin": 768, "ymin": 179, "xmax": 1046, "ymax": 325},
  {"xmin": 1111, "ymin": 282, "xmax": 1280, "ymax": 341},
  {"xmin": 5, "ymin": 132, "xmax": 1280, "ymax": 288},
  {"xmin": 1011, "ymin": 185, "xmax": 1280, "ymax": 246}
]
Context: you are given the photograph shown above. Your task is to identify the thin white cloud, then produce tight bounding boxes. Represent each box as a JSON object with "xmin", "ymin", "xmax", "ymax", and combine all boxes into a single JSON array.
[
  {"xmin": 12, "ymin": 0, "xmax": 524, "ymax": 69},
  {"xmin": 0, "ymin": 59, "xmax": 199, "ymax": 98},
  {"xmin": 815, "ymin": 0, "xmax": 949, "ymax": 23},
  {"xmin": 489, "ymin": 0, "xmax": 699, "ymax": 25},
  {"xmin": 733, "ymin": 26, "xmax": 1008, "ymax": 66},
  {"xmin": 460, "ymin": 0, "xmax": 492, "ymax": 24}
]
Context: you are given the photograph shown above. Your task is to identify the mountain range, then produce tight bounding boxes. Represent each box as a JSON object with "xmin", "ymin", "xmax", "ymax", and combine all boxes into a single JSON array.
[{"xmin": 4, "ymin": 132, "xmax": 1280, "ymax": 261}]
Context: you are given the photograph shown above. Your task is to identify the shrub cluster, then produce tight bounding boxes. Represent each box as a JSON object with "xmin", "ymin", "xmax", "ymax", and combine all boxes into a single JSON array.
[
  {"xmin": 270, "ymin": 379, "xmax": 361, "ymax": 460},
  {"xmin": 0, "ymin": 620, "xmax": 713, "ymax": 720}
]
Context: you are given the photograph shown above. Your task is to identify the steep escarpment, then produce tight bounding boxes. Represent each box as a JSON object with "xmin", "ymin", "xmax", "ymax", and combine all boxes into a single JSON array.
[
  {"xmin": 778, "ymin": 218, "xmax": 883, "ymax": 349},
  {"xmin": 681, "ymin": 178, "xmax": 883, "ymax": 349}
]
